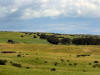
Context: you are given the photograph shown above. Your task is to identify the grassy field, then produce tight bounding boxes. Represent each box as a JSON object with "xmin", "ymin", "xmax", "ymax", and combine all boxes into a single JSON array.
[
  {"xmin": 0, "ymin": 32, "xmax": 100, "ymax": 75},
  {"xmin": 0, "ymin": 32, "xmax": 48, "ymax": 44}
]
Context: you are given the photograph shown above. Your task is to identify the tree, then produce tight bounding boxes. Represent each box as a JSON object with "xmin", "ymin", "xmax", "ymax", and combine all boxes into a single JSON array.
[
  {"xmin": 72, "ymin": 37, "xmax": 100, "ymax": 45},
  {"xmin": 33, "ymin": 35, "xmax": 37, "ymax": 38},
  {"xmin": 40, "ymin": 33, "xmax": 47, "ymax": 39},
  {"xmin": 47, "ymin": 36, "xmax": 59, "ymax": 44},
  {"xmin": 60, "ymin": 38, "xmax": 71, "ymax": 45}
]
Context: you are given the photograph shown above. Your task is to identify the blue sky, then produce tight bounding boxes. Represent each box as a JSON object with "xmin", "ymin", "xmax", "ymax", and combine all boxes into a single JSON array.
[{"xmin": 0, "ymin": 0, "xmax": 100, "ymax": 34}]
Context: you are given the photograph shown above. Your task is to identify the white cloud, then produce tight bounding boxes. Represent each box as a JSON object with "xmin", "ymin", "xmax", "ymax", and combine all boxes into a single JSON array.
[
  {"xmin": 0, "ymin": 7, "xmax": 8, "ymax": 17},
  {"xmin": 21, "ymin": 9, "xmax": 41, "ymax": 19},
  {"xmin": 21, "ymin": 8, "xmax": 62, "ymax": 19},
  {"xmin": 0, "ymin": 6, "xmax": 18, "ymax": 18},
  {"xmin": 0, "ymin": 0, "xmax": 100, "ymax": 19},
  {"xmin": 10, "ymin": 8, "xmax": 18, "ymax": 13},
  {"xmin": 43, "ymin": 9, "xmax": 62, "ymax": 17}
]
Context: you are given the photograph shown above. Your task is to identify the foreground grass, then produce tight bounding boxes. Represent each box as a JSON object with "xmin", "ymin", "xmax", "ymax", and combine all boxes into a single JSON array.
[
  {"xmin": 0, "ymin": 43, "xmax": 100, "ymax": 75},
  {"xmin": 1, "ymin": 68, "xmax": 100, "ymax": 75}
]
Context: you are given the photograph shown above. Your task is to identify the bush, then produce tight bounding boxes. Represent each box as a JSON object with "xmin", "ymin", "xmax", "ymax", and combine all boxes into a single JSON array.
[
  {"xmin": 93, "ymin": 64, "xmax": 100, "ymax": 68},
  {"xmin": 11, "ymin": 62, "xmax": 22, "ymax": 68},
  {"xmin": 73, "ymin": 63, "xmax": 78, "ymax": 66},
  {"xmin": 94, "ymin": 61, "xmax": 99, "ymax": 63},
  {"xmin": 44, "ymin": 61, "xmax": 48, "ymax": 63},
  {"xmin": 0, "ymin": 59, "xmax": 7, "ymax": 65},
  {"xmin": 89, "ymin": 63, "xmax": 92, "ymax": 65},
  {"xmin": 66, "ymin": 60, "xmax": 70, "ymax": 62},
  {"xmin": 33, "ymin": 35, "xmax": 37, "ymax": 38},
  {"xmin": 83, "ymin": 69, "xmax": 87, "ymax": 72},
  {"xmin": 47, "ymin": 36, "xmax": 59, "ymax": 44},
  {"xmin": 69, "ymin": 63, "xmax": 72, "ymax": 66},
  {"xmin": 26, "ymin": 67, "xmax": 30, "ymax": 69},
  {"xmin": 51, "ymin": 68, "xmax": 56, "ymax": 71},
  {"xmin": 17, "ymin": 54, "xmax": 21, "ymax": 57},
  {"xmin": 1, "ymin": 51, "xmax": 16, "ymax": 53},
  {"xmin": 20, "ymin": 35, "xmax": 24, "ymax": 37},
  {"xmin": 8, "ymin": 40, "xmax": 16, "ymax": 44},
  {"xmin": 60, "ymin": 59, "xmax": 64, "ymax": 62},
  {"xmin": 60, "ymin": 38, "xmax": 71, "ymax": 45},
  {"xmin": 40, "ymin": 33, "xmax": 47, "ymax": 39},
  {"xmin": 54, "ymin": 62, "xmax": 59, "ymax": 66}
]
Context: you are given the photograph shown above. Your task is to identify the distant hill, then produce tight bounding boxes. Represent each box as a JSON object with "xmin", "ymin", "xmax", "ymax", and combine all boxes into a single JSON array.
[{"xmin": 0, "ymin": 31, "xmax": 100, "ymax": 45}]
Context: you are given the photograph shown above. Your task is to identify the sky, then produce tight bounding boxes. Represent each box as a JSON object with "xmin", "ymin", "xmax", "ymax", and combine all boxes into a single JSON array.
[{"xmin": 0, "ymin": 0, "xmax": 100, "ymax": 34}]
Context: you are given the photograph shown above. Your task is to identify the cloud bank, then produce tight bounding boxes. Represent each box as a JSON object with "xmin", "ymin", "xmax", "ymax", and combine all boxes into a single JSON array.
[{"xmin": 0, "ymin": 0, "xmax": 100, "ymax": 19}]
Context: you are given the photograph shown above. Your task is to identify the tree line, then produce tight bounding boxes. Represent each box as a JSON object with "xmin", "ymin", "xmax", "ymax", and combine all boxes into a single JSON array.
[{"xmin": 39, "ymin": 33, "xmax": 100, "ymax": 45}]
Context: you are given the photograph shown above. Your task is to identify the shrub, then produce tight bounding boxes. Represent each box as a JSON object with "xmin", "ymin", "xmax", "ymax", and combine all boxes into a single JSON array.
[
  {"xmin": 83, "ymin": 69, "xmax": 87, "ymax": 72},
  {"xmin": 54, "ymin": 62, "xmax": 58, "ymax": 66},
  {"xmin": 51, "ymin": 68, "xmax": 56, "ymax": 71},
  {"xmin": 93, "ymin": 64, "xmax": 100, "ymax": 68},
  {"xmin": 60, "ymin": 59, "xmax": 64, "ymax": 62},
  {"xmin": 1, "ymin": 51, "xmax": 16, "ymax": 53},
  {"xmin": 60, "ymin": 38, "xmax": 71, "ymax": 45},
  {"xmin": 0, "ymin": 59, "xmax": 7, "ymax": 65},
  {"xmin": 44, "ymin": 61, "xmax": 48, "ymax": 63},
  {"xmin": 8, "ymin": 40, "xmax": 16, "ymax": 44},
  {"xmin": 20, "ymin": 35, "xmax": 24, "ymax": 37},
  {"xmin": 26, "ymin": 54, "xmax": 29, "ymax": 55},
  {"xmin": 66, "ymin": 60, "xmax": 70, "ymax": 62},
  {"xmin": 94, "ymin": 61, "xmax": 99, "ymax": 63},
  {"xmin": 73, "ymin": 63, "xmax": 78, "ymax": 66},
  {"xmin": 11, "ymin": 62, "xmax": 22, "ymax": 68},
  {"xmin": 69, "ymin": 63, "xmax": 72, "ymax": 66},
  {"xmin": 17, "ymin": 54, "xmax": 21, "ymax": 57},
  {"xmin": 26, "ymin": 67, "xmax": 30, "ymax": 69},
  {"xmin": 33, "ymin": 35, "xmax": 37, "ymax": 38},
  {"xmin": 93, "ymin": 65, "xmax": 96, "ymax": 68},
  {"xmin": 76, "ymin": 54, "xmax": 90, "ymax": 58},
  {"xmin": 89, "ymin": 63, "xmax": 92, "ymax": 65}
]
